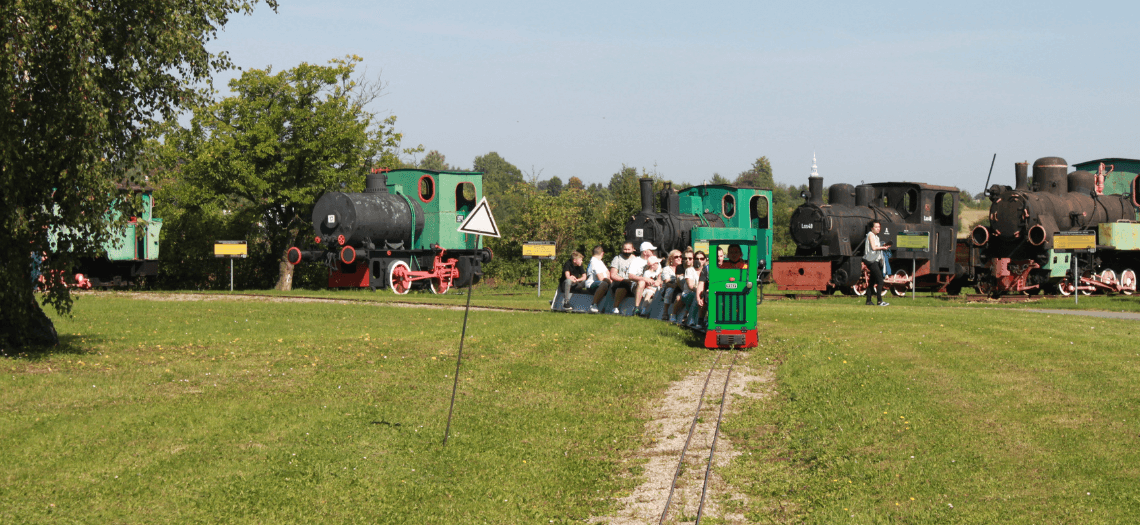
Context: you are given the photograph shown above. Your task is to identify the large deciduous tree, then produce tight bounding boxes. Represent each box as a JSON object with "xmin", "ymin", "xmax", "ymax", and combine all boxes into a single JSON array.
[
  {"xmin": 1, "ymin": 0, "xmax": 276, "ymax": 349},
  {"xmin": 166, "ymin": 56, "xmax": 403, "ymax": 291}
]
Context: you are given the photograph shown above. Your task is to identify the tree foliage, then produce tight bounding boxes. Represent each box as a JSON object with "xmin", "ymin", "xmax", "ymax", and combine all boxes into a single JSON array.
[
  {"xmin": 735, "ymin": 156, "xmax": 774, "ymax": 188},
  {"xmin": 1, "ymin": 0, "xmax": 276, "ymax": 348},
  {"xmin": 419, "ymin": 150, "xmax": 451, "ymax": 171},
  {"xmin": 163, "ymin": 56, "xmax": 403, "ymax": 291}
]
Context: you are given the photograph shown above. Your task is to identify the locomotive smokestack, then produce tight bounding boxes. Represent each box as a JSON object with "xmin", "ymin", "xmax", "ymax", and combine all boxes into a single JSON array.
[
  {"xmin": 1014, "ymin": 162, "xmax": 1029, "ymax": 191},
  {"xmin": 808, "ymin": 176, "xmax": 824, "ymax": 205},
  {"xmin": 639, "ymin": 178, "xmax": 655, "ymax": 214}
]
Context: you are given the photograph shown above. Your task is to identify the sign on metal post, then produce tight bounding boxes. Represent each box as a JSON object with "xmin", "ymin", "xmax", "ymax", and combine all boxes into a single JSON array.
[
  {"xmin": 445, "ymin": 199, "xmax": 499, "ymax": 445},
  {"xmin": 522, "ymin": 241, "xmax": 556, "ymax": 297},
  {"xmin": 1053, "ymin": 231, "xmax": 1097, "ymax": 304},
  {"xmin": 896, "ymin": 231, "xmax": 930, "ymax": 300},
  {"xmin": 214, "ymin": 241, "xmax": 247, "ymax": 291},
  {"xmin": 457, "ymin": 197, "xmax": 500, "ymax": 238}
]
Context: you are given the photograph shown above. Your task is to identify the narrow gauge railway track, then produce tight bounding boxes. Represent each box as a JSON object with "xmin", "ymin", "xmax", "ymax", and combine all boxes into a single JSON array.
[{"xmin": 660, "ymin": 350, "xmax": 740, "ymax": 525}]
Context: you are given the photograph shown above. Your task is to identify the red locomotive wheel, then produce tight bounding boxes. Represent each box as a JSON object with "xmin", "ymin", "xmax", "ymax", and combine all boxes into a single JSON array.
[
  {"xmin": 387, "ymin": 260, "xmax": 412, "ymax": 295},
  {"xmin": 430, "ymin": 275, "xmax": 451, "ymax": 294}
]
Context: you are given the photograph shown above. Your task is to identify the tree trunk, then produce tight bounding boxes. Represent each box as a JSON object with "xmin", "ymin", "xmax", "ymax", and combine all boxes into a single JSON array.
[
  {"xmin": 275, "ymin": 257, "xmax": 294, "ymax": 291},
  {"xmin": 275, "ymin": 222, "xmax": 301, "ymax": 291},
  {"xmin": 1, "ymin": 260, "xmax": 60, "ymax": 349}
]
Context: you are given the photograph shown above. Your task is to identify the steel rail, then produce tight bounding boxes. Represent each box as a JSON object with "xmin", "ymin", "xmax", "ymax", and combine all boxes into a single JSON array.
[
  {"xmin": 695, "ymin": 351, "xmax": 739, "ymax": 524},
  {"xmin": 659, "ymin": 353, "xmax": 722, "ymax": 525}
]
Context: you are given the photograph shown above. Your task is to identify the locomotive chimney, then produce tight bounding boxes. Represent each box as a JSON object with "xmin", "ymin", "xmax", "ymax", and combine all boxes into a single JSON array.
[
  {"xmin": 855, "ymin": 185, "xmax": 876, "ymax": 207},
  {"xmin": 366, "ymin": 172, "xmax": 389, "ymax": 193},
  {"xmin": 1032, "ymin": 156, "xmax": 1068, "ymax": 196},
  {"xmin": 639, "ymin": 178, "xmax": 655, "ymax": 214},
  {"xmin": 808, "ymin": 176, "xmax": 824, "ymax": 205},
  {"xmin": 1014, "ymin": 162, "xmax": 1029, "ymax": 191}
]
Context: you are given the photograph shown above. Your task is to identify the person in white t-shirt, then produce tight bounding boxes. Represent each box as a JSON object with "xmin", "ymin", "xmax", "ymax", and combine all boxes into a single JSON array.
[
  {"xmin": 626, "ymin": 241, "xmax": 657, "ymax": 315},
  {"xmin": 608, "ymin": 242, "xmax": 637, "ymax": 314},
  {"xmin": 637, "ymin": 256, "xmax": 663, "ymax": 316},
  {"xmin": 584, "ymin": 245, "xmax": 611, "ymax": 313}
]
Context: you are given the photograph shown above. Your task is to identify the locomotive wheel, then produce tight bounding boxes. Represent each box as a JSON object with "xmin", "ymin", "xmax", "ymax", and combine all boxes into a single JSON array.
[
  {"xmin": 454, "ymin": 257, "xmax": 474, "ymax": 288},
  {"xmin": 1121, "ymin": 269, "xmax": 1137, "ymax": 295},
  {"xmin": 430, "ymin": 273, "xmax": 452, "ymax": 294},
  {"xmin": 1056, "ymin": 277, "xmax": 1074, "ymax": 296},
  {"xmin": 387, "ymin": 260, "xmax": 412, "ymax": 295},
  {"xmin": 890, "ymin": 270, "xmax": 909, "ymax": 297},
  {"xmin": 975, "ymin": 280, "xmax": 995, "ymax": 297},
  {"xmin": 1100, "ymin": 269, "xmax": 1118, "ymax": 291},
  {"xmin": 1079, "ymin": 272, "xmax": 1094, "ymax": 296},
  {"xmin": 850, "ymin": 280, "xmax": 868, "ymax": 297}
]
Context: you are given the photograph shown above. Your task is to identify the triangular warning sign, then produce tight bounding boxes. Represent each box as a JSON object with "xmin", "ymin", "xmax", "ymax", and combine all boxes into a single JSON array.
[{"xmin": 457, "ymin": 197, "xmax": 500, "ymax": 238}]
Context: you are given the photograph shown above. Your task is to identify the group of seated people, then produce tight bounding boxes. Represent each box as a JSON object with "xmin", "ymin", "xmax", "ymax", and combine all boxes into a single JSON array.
[{"xmin": 558, "ymin": 240, "xmax": 747, "ymax": 329}]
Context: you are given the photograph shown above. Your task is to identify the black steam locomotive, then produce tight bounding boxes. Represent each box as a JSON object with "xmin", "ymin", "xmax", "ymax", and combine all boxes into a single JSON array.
[
  {"xmin": 772, "ymin": 174, "xmax": 963, "ymax": 296},
  {"xmin": 288, "ymin": 168, "xmax": 493, "ymax": 293},
  {"xmin": 970, "ymin": 156, "xmax": 1140, "ymax": 295}
]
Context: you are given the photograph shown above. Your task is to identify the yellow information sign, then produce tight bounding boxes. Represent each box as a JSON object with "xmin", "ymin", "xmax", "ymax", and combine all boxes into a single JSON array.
[
  {"xmin": 895, "ymin": 232, "xmax": 931, "ymax": 251},
  {"xmin": 1053, "ymin": 232, "xmax": 1096, "ymax": 251},
  {"xmin": 214, "ymin": 241, "xmax": 248, "ymax": 258},
  {"xmin": 692, "ymin": 241, "xmax": 710, "ymax": 257},
  {"xmin": 521, "ymin": 242, "xmax": 556, "ymax": 259}
]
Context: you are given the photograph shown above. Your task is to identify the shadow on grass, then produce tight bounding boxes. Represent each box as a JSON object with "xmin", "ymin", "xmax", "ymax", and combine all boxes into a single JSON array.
[{"xmin": 1, "ymin": 334, "xmax": 98, "ymax": 361}]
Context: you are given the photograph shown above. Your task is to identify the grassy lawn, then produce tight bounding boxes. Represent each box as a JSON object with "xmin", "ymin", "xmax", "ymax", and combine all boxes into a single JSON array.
[
  {"xmin": 3, "ymin": 295, "xmax": 712, "ymax": 523},
  {"xmin": 722, "ymin": 301, "xmax": 1140, "ymax": 523},
  {"xmin": 5, "ymin": 294, "xmax": 1139, "ymax": 523}
]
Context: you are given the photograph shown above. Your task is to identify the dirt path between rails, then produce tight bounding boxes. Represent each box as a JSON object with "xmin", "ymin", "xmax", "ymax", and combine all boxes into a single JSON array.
[
  {"xmin": 102, "ymin": 291, "xmax": 531, "ymax": 313},
  {"xmin": 590, "ymin": 362, "xmax": 776, "ymax": 525}
]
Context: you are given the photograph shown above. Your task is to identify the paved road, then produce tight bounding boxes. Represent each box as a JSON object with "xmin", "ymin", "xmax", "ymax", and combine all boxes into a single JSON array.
[{"xmin": 1027, "ymin": 309, "xmax": 1140, "ymax": 321}]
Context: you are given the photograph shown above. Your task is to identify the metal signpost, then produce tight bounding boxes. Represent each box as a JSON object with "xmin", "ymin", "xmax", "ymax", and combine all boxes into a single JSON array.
[
  {"xmin": 521, "ymin": 241, "xmax": 556, "ymax": 297},
  {"xmin": 1053, "ymin": 231, "xmax": 1097, "ymax": 304},
  {"xmin": 213, "ymin": 241, "xmax": 248, "ymax": 291},
  {"xmin": 445, "ymin": 197, "xmax": 499, "ymax": 445},
  {"xmin": 895, "ymin": 231, "xmax": 930, "ymax": 300}
]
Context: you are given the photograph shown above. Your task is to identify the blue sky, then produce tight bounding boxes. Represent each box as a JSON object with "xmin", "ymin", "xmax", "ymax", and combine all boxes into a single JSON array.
[{"xmin": 207, "ymin": 1, "xmax": 1140, "ymax": 194}]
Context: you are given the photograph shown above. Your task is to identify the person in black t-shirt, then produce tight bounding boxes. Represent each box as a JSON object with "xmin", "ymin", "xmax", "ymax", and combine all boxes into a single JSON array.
[{"xmin": 560, "ymin": 251, "xmax": 588, "ymax": 310}]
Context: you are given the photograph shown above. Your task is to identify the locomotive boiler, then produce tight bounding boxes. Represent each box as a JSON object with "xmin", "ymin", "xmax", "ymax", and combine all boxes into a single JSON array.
[
  {"xmin": 288, "ymin": 168, "xmax": 493, "ymax": 293},
  {"xmin": 971, "ymin": 156, "xmax": 1140, "ymax": 295},
  {"xmin": 624, "ymin": 178, "xmax": 774, "ymax": 274},
  {"xmin": 773, "ymin": 173, "xmax": 963, "ymax": 295}
]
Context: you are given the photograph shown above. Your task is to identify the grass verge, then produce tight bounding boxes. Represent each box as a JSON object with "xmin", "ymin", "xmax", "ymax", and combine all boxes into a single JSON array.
[
  {"xmin": 722, "ymin": 301, "xmax": 1140, "ymax": 523},
  {"xmin": 3, "ymin": 295, "xmax": 714, "ymax": 523}
]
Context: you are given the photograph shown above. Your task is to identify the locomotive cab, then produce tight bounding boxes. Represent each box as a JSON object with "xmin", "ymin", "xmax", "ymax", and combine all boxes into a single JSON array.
[{"xmin": 692, "ymin": 228, "xmax": 760, "ymax": 349}]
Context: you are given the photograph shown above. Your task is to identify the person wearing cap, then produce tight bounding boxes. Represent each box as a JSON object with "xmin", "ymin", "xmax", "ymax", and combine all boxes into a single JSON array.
[
  {"xmin": 626, "ymin": 241, "xmax": 658, "ymax": 316},
  {"xmin": 636, "ymin": 255, "xmax": 664, "ymax": 317},
  {"xmin": 608, "ymin": 241, "xmax": 637, "ymax": 313}
]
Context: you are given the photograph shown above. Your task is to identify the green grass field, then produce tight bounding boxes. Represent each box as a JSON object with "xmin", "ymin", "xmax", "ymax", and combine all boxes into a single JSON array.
[{"xmin": 4, "ymin": 292, "xmax": 1139, "ymax": 523}]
